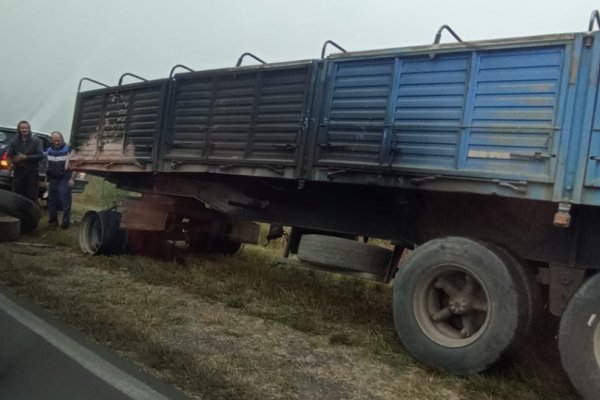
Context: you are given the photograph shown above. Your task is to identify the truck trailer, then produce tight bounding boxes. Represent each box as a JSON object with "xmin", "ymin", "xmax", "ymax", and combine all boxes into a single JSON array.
[{"xmin": 69, "ymin": 11, "xmax": 600, "ymax": 399}]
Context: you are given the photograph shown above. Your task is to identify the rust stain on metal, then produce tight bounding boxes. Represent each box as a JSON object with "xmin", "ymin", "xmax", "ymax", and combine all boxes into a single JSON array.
[{"xmin": 120, "ymin": 195, "xmax": 174, "ymax": 231}]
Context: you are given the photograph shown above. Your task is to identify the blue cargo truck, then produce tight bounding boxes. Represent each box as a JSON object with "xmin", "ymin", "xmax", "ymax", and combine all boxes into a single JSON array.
[{"xmin": 70, "ymin": 11, "xmax": 600, "ymax": 399}]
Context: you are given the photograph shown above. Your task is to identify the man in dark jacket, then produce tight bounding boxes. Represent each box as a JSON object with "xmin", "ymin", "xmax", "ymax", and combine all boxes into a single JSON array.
[
  {"xmin": 46, "ymin": 131, "xmax": 74, "ymax": 229},
  {"xmin": 7, "ymin": 120, "xmax": 44, "ymax": 203}
]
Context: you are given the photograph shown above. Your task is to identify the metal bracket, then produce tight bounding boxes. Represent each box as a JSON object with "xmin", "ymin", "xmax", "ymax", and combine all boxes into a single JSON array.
[
  {"xmin": 495, "ymin": 180, "xmax": 528, "ymax": 193},
  {"xmin": 409, "ymin": 174, "xmax": 527, "ymax": 193},
  {"xmin": 320, "ymin": 40, "xmax": 347, "ymax": 58},
  {"xmin": 235, "ymin": 52, "xmax": 266, "ymax": 67},
  {"xmin": 553, "ymin": 202, "xmax": 572, "ymax": 228},
  {"xmin": 77, "ymin": 77, "xmax": 109, "ymax": 93},
  {"xmin": 263, "ymin": 165, "xmax": 285, "ymax": 175},
  {"xmin": 589, "ymin": 9, "xmax": 600, "ymax": 31},
  {"xmin": 548, "ymin": 264, "xmax": 585, "ymax": 316},
  {"xmin": 509, "ymin": 151, "xmax": 554, "ymax": 160},
  {"xmin": 383, "ymin": 245, "xmax": 405, "ymax": 283},
  {"xmin": 326, "ymin": 169, "xmax": 347, "ymax": 179},
  {"xmin": 118, "ymin": 73, "xmax": 148, "ymax": 86},
  {"xmin": 228, "ymin": 198, "xmax": 269, "ymax": 210},
  {"xmin": 433, "ymin": 25, "xmax": 463, "ymax": 44},
  {"xmin": 169, "ymin": 64, "xmax": 194, "ymax": 78},
  {"xmin": 170, "ymin": 160, "xmax": 183, "ymax": 169}
]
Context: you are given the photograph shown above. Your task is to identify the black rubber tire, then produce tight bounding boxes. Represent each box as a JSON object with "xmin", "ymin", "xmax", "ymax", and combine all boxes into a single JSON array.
[
  {"xmin": 0, "ymin": 213, "xmax": 20, "ymax": 241},
  {"xmin": 79, "ymin": 210, "xmax": 127, "ymax": 255},
  {"xmin": 0, "ymin": 188, "xmax": 41, "ymax": 233},
  {"xmin": 297, "ymin": 234, "xmax": 393, "ymax": 275},
  {"xmin": 392, "ymin": 237, "xmax": 530, "ymax": 375},
  {"xmin": 559, "ymin": 272, "xmax": 600, "ymax": 400},
  {"xmin": 484, "ymin": 243, "xmax": 541, "ymax": 342}
]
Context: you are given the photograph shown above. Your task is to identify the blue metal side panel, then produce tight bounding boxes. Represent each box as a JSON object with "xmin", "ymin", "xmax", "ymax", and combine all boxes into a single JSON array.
[
  {"xmin": 558, "ymin": 33, "xmax": 600, "ymax": 205},
  {"xmin": 315, "ymin": 59, "xmax": 394, "ymax": 167},
  {"xmin": 577, "ymin": 33, "xmax": 600, "ymax": 202},
  {"xmin": 462, "ymin": 47, "xmax": 566, "ymax": 182},
  {"xmin": 309, "ymin": 40, "xmax": 596, "ymax": 202},
  {"xmin": 584, "ymin": 70, "xmax": 600, "ymax": 188},
  {"xmin": 391, "ymin": 55, "xmax": 469, "ymax": 170},
  {"xmin": 315, "ymin": 46, "xmax": 568, "ymax": 184}
]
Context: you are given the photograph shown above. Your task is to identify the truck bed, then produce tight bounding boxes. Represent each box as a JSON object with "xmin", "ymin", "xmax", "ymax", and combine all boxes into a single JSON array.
[{"xmin": 69, "ymin": 31, "xmax": 600, "ymax": 206}]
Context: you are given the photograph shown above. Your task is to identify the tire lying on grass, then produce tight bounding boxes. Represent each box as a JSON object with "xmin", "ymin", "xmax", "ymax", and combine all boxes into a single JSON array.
[
  {"xmin": 559, "ymin": 272, "xmax": 600, "ymax": 400},
  {"xmin": 297, "ymin": 234, "xmax": 393, "ymax": 275},
  {"xmin": 79, "ymin": 210, "xmax": 127, "ymax": 255},
  {"xmin": 0, "ymin": 213, "xmax": 20, "ymax": 241},
  {"xmin": 392, "ymin": 237, "xmax": 532, "ymax": 375},
  {"xmin": 0, "ymin": 188, "xmax": 41, "ymax": 233}
]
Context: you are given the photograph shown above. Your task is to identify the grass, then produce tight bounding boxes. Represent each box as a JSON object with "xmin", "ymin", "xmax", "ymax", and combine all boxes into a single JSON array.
[{"xmin": 0, "ymin": 176, "xmax": 579, "ymax": 400}]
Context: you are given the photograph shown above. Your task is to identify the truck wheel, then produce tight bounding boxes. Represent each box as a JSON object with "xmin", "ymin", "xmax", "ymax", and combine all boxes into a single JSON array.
[
  {"xmin": 297, "ymin": 234, "xmax": 393, "ymax": 275},
  {"xmin": 0, "ymin": 188, "xmax": 41, "ymax": 233},
  {"xmin": 559, "ymin": 272, "xmax": 600, "ymax": 400},
  {"xmin": 392, "ymin": 237, "xmax": 530, "ymax": 375},
  {"xmin": 0, "ymin": 213, "xmax": 20, "ymax": 241},
  {"xmin": 484, "ymin": 243, "xmax": 541, "ymax": 340},
  {"xmin": 79, "ymin": 210, "xmax": 127, "ymax": 255}
]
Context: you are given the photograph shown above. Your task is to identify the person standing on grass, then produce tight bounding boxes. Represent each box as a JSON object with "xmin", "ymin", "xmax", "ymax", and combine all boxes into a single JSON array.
[
  {"xmin": 46, "ymin": 131, "xmax": 74, "ymax": 229},
  {"xmin": 7, "ymin": 120, "xmax": 44, "ymax": 203}
]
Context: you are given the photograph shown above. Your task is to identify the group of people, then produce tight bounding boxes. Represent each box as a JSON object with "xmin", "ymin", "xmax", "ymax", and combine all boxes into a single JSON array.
[{"xmin": 7, "ymin": 120, "xmax": 73, "ymax": 229}]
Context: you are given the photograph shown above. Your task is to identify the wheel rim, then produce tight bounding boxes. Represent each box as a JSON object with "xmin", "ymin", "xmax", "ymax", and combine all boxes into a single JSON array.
[{"xmin": 413, "ymin": 264, "xmax": 491, "ymax": 348}]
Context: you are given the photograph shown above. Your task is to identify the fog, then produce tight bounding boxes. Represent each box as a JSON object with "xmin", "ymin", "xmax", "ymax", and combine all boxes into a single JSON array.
[{"xmin": 1, "ymin": 0, "xmax": 599, "ymax": 138}]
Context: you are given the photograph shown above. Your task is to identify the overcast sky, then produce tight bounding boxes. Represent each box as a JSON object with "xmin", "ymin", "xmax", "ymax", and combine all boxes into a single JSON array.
[{"xmin": 2, "ymin": 0, "xmax": 600, "ymax": 138}]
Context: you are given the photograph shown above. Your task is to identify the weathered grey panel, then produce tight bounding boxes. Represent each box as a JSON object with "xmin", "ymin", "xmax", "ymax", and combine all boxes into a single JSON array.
[
  {"xmin": 162, "ymin": 63, "xmax": 314, "ymax": 171},
  {"xmin": 70, "ymin": 80, "xmax": 168, "ymax": 171}
]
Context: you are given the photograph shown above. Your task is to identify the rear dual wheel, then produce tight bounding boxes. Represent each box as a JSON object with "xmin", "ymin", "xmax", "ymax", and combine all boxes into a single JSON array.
[
  {"xmin": 559, "ymin": 272, "xmax": 600, "ymax": 400},
  {"xmin": 393, "ymin": 237, "xmax": 535, "ymax": 375}
]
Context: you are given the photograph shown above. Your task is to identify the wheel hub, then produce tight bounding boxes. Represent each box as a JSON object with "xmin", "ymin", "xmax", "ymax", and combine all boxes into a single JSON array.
[
  {"xmin": 413, "ymin": 265, "xmax": 490, "ymax": 348},
  {"xmin": 449, "ymin": 297, "xmax": 469, "ymax": 314}
]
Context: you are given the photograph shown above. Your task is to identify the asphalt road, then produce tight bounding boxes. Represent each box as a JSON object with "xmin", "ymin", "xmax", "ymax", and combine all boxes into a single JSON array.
[{"xmin": 0, "ymin": 286, "xmax": 193, "ymax": 400}]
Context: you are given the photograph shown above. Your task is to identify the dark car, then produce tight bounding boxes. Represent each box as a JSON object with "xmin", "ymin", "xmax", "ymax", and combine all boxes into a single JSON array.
[{"xmin": 0, "ymin": 126, "xmax": 87, "ymax": 198}]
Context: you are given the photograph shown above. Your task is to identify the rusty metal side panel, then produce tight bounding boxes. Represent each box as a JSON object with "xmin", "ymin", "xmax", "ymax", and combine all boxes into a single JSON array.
[{"xmin": 70, "ymin": 80, "xmax": 169, "ymax": 172}]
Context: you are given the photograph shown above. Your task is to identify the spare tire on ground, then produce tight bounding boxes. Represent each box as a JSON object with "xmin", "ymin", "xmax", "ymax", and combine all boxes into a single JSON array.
[
  {"xmin": 0, "ymin": 213, "xmax": 20, "ymax": 241},
  {"xmin": 0, "ymin": 189, "xmax": 41, "ymax": 233},
  {"xmin": 297, "ymin": 234, "xmax": 393, "ymax": 275},
  {"xmin": 79, "ymin": 210, "xmax": 127, "ymax": 255}
]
